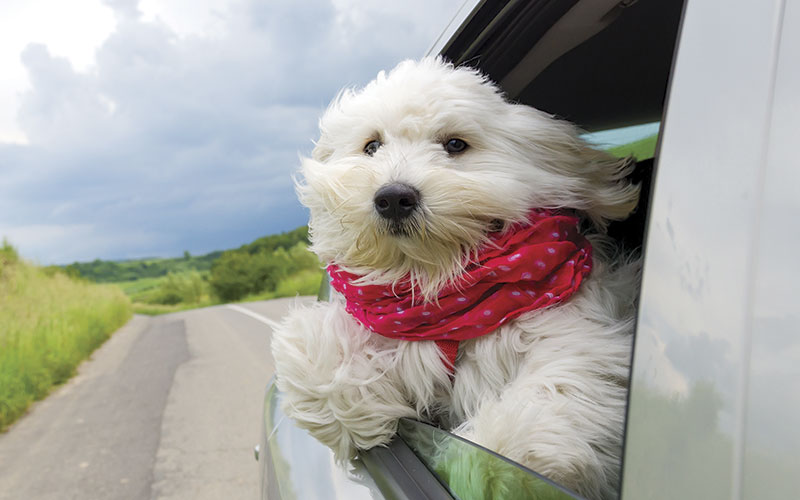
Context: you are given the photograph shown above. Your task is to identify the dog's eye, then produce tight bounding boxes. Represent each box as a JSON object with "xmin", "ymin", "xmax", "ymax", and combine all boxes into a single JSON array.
[
  {"xmin": 444, "ymin": 138, "xmax": 468, "ymax": 154},
  {"xmin": 364, "ymin": 140, "xmax": 382, "ymax": 156}
]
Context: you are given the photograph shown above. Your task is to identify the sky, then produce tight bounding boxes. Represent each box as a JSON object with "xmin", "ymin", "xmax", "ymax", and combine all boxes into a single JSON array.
[{"xmin": 0, "ymin": 0, "xmax": 458, "ymax": 264}]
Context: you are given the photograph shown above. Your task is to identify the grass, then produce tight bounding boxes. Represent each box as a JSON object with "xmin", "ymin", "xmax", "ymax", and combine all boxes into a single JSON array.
[
  {"xmin": 121, "ymin": 267, "xmax": 325, "ymax": 315},
  {"xmin": 0, "ymin": 243, "xmax": 132, "ymax": 430},
  {"xmin": 607, "ymin": 133, "xmax": 659, "ymax": 160},
  {"xmin": 115, "ymin": 275, "xmax": 166, "ymax": 297},
  {"xmin": 130, "ymin": 301, "xmax": 213, "ymax": 315}
]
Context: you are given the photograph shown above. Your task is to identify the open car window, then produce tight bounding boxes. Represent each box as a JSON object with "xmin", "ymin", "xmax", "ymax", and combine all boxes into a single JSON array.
[
  {"xmin": 264, "ymin": 1, "xmax": 684, "ymax": 498},
  {"xmin": 397, "ymin": 419, "xmax": 582, "ymax": 500},
  {"xmin": 582, "ymin": 122, "xmax": 661, "ymax": 161}
]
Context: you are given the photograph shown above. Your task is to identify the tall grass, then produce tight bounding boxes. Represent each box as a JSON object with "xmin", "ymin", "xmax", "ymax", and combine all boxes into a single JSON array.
[{"xmin": 0, "ymin": 241, "xmax": 132, "ymax": 430}]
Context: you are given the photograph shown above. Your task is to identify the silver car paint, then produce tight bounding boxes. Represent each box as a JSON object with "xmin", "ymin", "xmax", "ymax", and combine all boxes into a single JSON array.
[
  {"xmin": 260, "ymin": 382, "xmax": 384, "ymax": 499},
  {"xmin": 621, "ymin": 0, "xmax": 799, "ymax": 498}
]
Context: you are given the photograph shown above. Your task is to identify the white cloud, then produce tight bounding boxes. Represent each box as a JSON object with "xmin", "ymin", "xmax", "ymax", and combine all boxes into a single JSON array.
[
  {"xmin": 0, "ymin": 0, "xmax": 115, "ymax": 142},
  {"xmin": 0, "ymin": 0, "xmax": 457, "ymax": 263},
  {"xmin": 139, "ymin": 0, "xmax": 230, "ymax": 38}
]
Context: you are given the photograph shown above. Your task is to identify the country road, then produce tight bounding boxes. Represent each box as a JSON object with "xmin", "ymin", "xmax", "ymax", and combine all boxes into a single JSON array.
[{"xmin": 0, "ymin": 297, "xmax": 312, "ymax": 500}]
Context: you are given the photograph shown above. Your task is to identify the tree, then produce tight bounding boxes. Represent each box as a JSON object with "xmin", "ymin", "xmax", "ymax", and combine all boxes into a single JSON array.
[{"xmin": 209, "ymin": 252, "xmax": 257, "ymax": 302}]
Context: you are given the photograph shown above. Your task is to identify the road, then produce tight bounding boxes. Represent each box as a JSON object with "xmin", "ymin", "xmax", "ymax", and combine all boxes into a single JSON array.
[{"xmin": 0, "ymin": 298, "xmax": 311, "ymax": 500}]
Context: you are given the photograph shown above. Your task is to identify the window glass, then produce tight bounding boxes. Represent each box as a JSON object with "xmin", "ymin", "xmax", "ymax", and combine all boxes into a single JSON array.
[
  {"xmin": 582, "ymin": 122, "xmax": 660, "ymax": 160},
  {"xmin": 397, "ymin": 419, "xmax": 580, "ymax": 500}
]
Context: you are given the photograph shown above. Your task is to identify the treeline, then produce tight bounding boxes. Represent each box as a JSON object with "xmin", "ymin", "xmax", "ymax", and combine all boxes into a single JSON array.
[
  {"xmin": 207, "ymin": 226, "xmax": 319, "ymax": 302},
  {"xmin": 63, "ymin": 226, "xmax": 311, "ymax": 284},
  {"xmin": 62, "ymin": 251, "xmax": 222, "ymax": 283},
  {"xmin": 210, "ymin": 240, "xmax": 319, "ymax": 301},
  {"xmin": 63, "ymin": 226, "xmax": 322, "ymax": 313}
]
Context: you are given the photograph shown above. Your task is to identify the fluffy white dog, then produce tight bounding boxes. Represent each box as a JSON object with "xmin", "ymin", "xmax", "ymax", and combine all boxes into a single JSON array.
[{"xmin": 272, "ymin": 58, "xmax": 640, "ymax": 499}]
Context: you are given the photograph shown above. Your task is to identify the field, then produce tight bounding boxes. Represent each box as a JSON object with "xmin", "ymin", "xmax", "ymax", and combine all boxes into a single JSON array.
[
  {"xmin": 117, "ymin": 266, "xmax": 324, "ymax": 315},
  {"xmin": 74, "ymin": 226, "xmax": 325, "ymax": 315},
  {"xmin": 0, "ymin": 242, "xmax": 132, "ymax": 430},
  {"xmin": 608, "ymin": 133, "xmax": 658, "ymax": 160}
]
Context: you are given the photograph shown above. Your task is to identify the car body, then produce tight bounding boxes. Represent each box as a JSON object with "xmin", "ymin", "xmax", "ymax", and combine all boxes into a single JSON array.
[{"xmin": 258, "ymin": 0, "xmax": 800, "ymax": 498}]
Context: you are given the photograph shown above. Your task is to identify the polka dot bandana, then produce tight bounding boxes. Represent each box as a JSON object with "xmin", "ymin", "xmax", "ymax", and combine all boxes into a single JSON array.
[{"xmin": 328, "ymin": 209, "xmax": 593, "ymax": 344}]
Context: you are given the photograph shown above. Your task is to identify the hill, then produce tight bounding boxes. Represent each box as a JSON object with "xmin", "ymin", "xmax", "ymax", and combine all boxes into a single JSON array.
[{"xmin": 61, "ymin": 226, "xmax": 309, "ymax": 283}]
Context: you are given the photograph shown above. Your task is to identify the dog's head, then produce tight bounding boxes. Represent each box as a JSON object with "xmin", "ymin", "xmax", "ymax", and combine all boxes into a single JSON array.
[{"xmin": 298, "ymin": 58, "xmax": 638, "ymax": 298}]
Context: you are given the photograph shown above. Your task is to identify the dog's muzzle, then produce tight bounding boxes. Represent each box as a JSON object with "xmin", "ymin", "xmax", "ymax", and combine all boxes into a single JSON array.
[{"xmin": 374, "ymin": 183, "xmax": 419, "ymax": 222}]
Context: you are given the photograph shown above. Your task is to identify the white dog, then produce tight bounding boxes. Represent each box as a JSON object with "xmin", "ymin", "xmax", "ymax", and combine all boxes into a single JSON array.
[{"xmin": 272, "ymin": 58, "xmax": 640, "ymax": 499}]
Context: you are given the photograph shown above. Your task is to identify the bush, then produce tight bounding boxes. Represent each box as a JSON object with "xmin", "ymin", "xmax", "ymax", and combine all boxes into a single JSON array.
[
  {"xmin": 287, "ymin": 241, "xmax": 321, "ymax": 272},
  {"xmin": 209, "ymin": 243, "xmax": 321, "ymax": 302},
  {"xmin": 209, "ymin": 251, "xmax": 260, "ymax": 302},
  {"xmin": 147, "ymin": 271, "xmax": 207, "ymax": 305},
  {"xmin": 0, "ymin": 239, "xmax": 19, "ymax": 274},
  {"xmin": 273, "ymin": 268, "xmax": 325, "ymax": 298}
]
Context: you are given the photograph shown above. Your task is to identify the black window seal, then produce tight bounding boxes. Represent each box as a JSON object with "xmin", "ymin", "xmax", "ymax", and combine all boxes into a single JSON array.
[{"xmin": 360, "ymin": 439, "xmax": 455, "ymax": 500}]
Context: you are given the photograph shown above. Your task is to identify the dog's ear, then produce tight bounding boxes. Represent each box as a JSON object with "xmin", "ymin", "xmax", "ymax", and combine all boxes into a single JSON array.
[
  {"xmin": 505, "ymin": 105, "xmax": 640, "ymax": 232},
  {"xmin": 312, "ymin": 87, "xmax": 362, "ymax": 164},
  {"xmin": 311, "ymin": 140, "xmax": 334, "ymax": 163},
  {"xmin": 567, "ymin": 141, "xmax": 640, "ymax": 231}
]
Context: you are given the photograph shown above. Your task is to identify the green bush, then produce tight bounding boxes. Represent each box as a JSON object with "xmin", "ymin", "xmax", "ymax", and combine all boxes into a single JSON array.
[
  {"xmin": 209, "ymin": 242, "xmax": 321, "ymax": 302},
  {"xmin": 273, "ymin": 268, "xmax": 325, "ymax": 297},
  {"xmin": 0, "ymin": 238, "xmax": 19, "ymax": 273},
  {"xmin": 147, "ymin": 271, "xmax": 207, "ymax": 305},
  {"xmin": 61, "ymin": 226, "xmax": 309, "ymax": 283},
  {"xmin": 209, "ymin": 251, "xmax": 259, "ymax": 301}
]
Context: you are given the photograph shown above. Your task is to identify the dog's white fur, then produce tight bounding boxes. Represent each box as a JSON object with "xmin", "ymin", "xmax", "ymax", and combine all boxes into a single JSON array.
[{"xmin": 272, "ymin": 58, "xmax": 640, "ymax": 499}]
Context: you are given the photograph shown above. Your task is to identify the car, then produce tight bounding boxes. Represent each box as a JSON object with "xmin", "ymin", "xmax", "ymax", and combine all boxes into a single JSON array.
[{"xmin": 257, "ymin": 0, "xmax": 800, "ymax": 498}]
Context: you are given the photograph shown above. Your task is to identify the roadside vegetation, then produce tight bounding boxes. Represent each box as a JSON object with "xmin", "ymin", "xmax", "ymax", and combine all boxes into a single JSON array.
[
  {"xmin": 62, "ymin": 249, "xmax": 222, "ymax": 283},
  {"xmin": 0, "ymin": 241, "xmax": 132, "ymax": 430},
  {"xmin": 63, "ymin": 226, "xmax": 324, "ymax": 315}
]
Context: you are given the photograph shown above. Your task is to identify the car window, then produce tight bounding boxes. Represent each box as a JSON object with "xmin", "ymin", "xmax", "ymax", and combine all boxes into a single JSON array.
[
  {"xmin": 397, "ymin": 418, "xmax": 582, "ymax": 500},
  {"xmin": 582, "ymin": 121, "xmax": 660, "ymax": 161}
]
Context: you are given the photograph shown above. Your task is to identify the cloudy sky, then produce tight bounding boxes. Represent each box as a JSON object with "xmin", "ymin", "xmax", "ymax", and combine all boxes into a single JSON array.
[{"xmin": 0, "ymin": 0, "xmax": 459, "ymax": 264}]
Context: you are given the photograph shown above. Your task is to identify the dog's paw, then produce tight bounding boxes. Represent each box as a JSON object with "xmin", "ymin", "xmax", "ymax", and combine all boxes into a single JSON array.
[{"xmin": 271, "ymin": 301, "xmax": 416, "ymax": 461}]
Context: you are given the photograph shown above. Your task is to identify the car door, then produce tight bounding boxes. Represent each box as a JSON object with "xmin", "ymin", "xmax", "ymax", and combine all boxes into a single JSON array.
[{"xmin": 621, "ymin": 0, "xmax": 800, "ymax": 498}]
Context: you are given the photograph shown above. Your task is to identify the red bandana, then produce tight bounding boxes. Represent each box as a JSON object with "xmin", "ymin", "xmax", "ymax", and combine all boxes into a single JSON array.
[{"xmin": 328, "ymin": 209, "xmax": 592, "ymax": 369}]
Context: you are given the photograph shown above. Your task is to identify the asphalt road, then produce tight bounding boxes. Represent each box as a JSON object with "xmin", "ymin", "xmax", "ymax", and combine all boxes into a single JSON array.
[{"xmin": 0, "ymin": 297, "xmax": 311, "ymax": 500}]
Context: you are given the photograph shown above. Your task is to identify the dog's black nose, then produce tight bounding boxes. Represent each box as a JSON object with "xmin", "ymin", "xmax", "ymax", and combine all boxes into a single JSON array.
[{"xmin": 374, "ymin": 183, "xmax": 419, "ymax": 221}]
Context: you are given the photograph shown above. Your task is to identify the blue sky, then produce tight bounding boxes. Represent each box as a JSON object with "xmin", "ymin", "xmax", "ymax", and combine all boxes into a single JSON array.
[{"xmin": 0, "ymin": 0, "xmax": 457, "ymax": 264}]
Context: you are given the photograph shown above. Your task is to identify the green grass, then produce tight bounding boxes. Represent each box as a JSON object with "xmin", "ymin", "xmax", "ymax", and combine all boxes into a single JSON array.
[
  {"xmin": 121, "ymin": 267, "xmax": 324, "ymax": 315},
  {"xmin": 115, "ymin": 275, "xmax": 166, "ymax": 295},
  {"xmin": 116, "ymin": 271, "xmax": 210, "ymax": 304},
  {"xmin": 607, "ymin": 133, "xmax": 658, "ymax": 160},
  {"xmin": 60, "ymin": 226, "xmax": 309, "ymax": 284},
  {"xmin": 0, "ymin": 243, "xmax": 132, "ymax": 430},
  {"xmin": 131, "ymin": 301, "xmax": 215, "ymax": 316}
]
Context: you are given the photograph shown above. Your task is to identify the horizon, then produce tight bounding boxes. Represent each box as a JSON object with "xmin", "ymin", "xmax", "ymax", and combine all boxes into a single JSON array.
[{"xmin": 53, "ymin": 223, "xmax": 307, "ymax": 266}]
